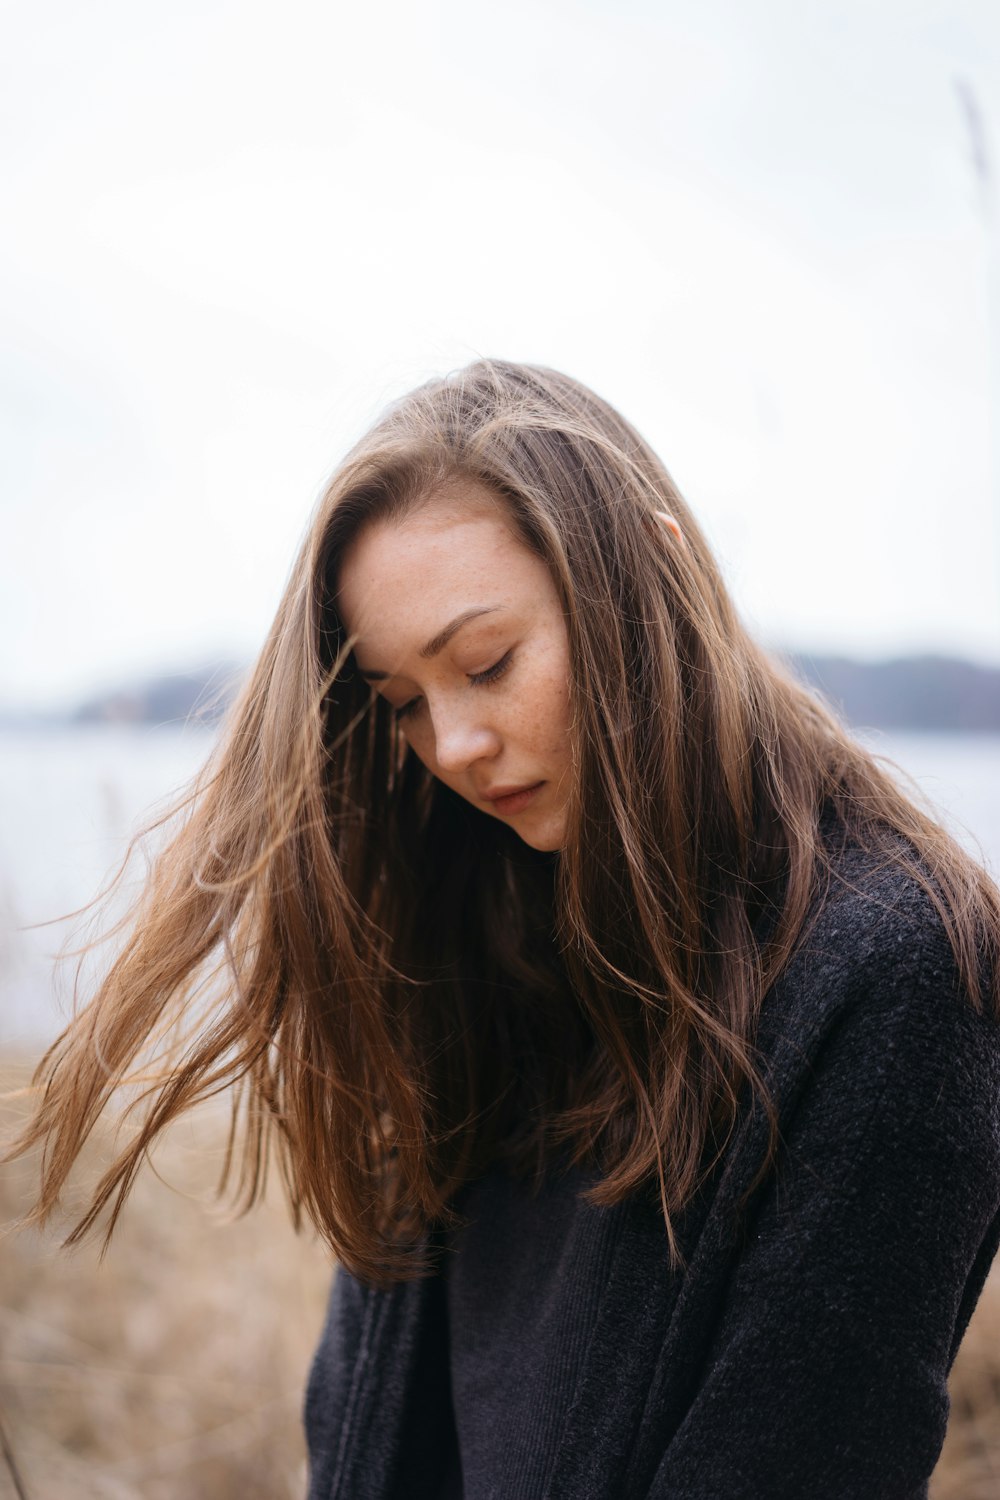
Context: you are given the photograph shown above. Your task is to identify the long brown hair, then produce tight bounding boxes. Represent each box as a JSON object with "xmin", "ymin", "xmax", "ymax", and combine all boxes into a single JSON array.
[{"xmin": 10, "ymin": 358, "xmax": 1000, "ymax": 1283}]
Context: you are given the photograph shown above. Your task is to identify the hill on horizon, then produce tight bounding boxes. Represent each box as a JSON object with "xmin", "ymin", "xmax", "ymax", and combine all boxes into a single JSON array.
[{"xmin": 3, "ymin": 651, "xmax": 999, "ymax": 733}]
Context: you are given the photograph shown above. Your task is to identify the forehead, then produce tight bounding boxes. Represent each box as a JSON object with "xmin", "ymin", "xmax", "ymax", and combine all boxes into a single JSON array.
[{"xmin": 336, "ymin": 486, "xmax": 545, "ymax": 640}]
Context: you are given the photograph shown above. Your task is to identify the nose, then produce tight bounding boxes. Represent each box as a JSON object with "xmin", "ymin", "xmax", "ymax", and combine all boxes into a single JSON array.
[{"xmin": 430, "ymin": 702, "xmax": 502, "ymax": 775}]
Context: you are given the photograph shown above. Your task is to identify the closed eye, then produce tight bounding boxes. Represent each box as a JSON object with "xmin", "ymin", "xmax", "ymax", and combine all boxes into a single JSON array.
[
  {"xmin": 395, "ymin": 649, "xmax": 515, "ymax": 721},
  {"xmin": 468, "ymin": 648, "xmax": 514, "ymax": 687}
]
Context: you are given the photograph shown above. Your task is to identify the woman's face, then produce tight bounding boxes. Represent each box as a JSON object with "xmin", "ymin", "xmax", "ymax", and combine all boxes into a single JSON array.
[{"xmin": 336, "ymin": 484, "xmax": 574, "ymax": 852}]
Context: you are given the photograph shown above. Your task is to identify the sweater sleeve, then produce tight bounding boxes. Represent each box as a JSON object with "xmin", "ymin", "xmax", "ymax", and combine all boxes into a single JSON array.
[{"xmin": 645, "ymin": 935, "xmax": 1000, "ymax": 1500}]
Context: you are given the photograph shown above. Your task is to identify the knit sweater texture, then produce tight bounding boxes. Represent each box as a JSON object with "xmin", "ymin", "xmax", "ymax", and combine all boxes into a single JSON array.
[{"xmin": 304, "ymin": 828, "xmax": 1000, "ymax": 1499}]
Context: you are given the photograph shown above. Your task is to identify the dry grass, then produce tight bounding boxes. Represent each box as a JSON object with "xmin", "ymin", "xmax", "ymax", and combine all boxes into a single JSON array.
[
  {"xmin": 932, "ymin": 1259, "xmax": 1000, "ymax": 1499},
  {"xmin": 0, "ymin": 1060, "xmax": 333, "ymax": 1499},
  {"xmin": 1, "ymin": 1058, "xmax": 999, "ymax": 1498}
]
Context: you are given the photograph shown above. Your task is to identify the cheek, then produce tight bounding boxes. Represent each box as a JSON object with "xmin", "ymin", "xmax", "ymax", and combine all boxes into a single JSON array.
[{"xmin": 522, "ymin": 648, "xmax": 573, "ymax": 754}]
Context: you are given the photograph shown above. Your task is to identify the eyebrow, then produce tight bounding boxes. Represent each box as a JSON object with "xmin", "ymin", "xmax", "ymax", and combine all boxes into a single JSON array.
[{"xmin": 357, "ymin": 606, "xmax": 503, "ymax": 681}]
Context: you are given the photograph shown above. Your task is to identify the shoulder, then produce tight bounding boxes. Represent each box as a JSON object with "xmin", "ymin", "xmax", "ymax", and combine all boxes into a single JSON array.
[
  {"xmin": 772, "ymin": 817, "xmax": 990, "ymax": 1015},
  {"xmin": 732, "ymin": 829, "xmax": 1000, "ymax": 1303},
  {"xmin": 757, "ymin": 822, "xmax": 1000, "ymax": 1116}
]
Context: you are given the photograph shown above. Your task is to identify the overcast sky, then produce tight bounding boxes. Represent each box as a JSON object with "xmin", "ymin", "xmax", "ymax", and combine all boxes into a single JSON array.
[{"xmin": 3, "ymin": 0, "xmax": 999, "ymax": 711}]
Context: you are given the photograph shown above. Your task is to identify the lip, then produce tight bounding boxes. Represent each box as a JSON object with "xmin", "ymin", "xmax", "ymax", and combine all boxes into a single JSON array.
[{"xmin": 481, "ymin": 781, "xmax": 545, "ymax": 815}]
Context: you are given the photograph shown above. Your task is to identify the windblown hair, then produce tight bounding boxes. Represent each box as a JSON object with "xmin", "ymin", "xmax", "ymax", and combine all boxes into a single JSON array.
[{"xmin": 11, "ymin": 359, "xmax": 1000, "ymax": 1283}]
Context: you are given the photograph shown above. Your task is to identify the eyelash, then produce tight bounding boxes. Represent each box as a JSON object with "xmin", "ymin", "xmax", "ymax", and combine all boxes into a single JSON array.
[{"xmin": 396, "ymin": 650, "xmax": 515, "ymax": 721}]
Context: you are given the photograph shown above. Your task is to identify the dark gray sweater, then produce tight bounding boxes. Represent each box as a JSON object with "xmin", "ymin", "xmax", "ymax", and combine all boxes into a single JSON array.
[{"xmin": 304, "ymin": 833, "xmax": 1000, "ymax": 1499}]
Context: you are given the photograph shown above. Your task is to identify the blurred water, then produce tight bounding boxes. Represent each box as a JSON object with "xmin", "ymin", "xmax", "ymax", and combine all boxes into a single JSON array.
[
  {"xmin": 1, "ymin": 725, "xmax": 998, "ymax": 1045},
  {"xmin": 0, "ymin": 725, "xmax": 214, "ymax": 1046}
]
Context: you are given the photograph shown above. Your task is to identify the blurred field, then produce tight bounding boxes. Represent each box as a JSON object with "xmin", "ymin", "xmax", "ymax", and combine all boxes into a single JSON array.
[
  {"xmin": 2, "ymin": 1059, "xmax": 1000, "ymax": 1498},
  {"xmin": 0, "ymin": 1060, "xmax": 333, "ymax": 1499}
]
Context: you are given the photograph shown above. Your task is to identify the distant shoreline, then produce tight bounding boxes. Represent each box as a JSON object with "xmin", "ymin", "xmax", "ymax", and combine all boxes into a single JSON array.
[{"xmin": 2, "ymin": 651, "xmax": 1000, "ymax": 733}]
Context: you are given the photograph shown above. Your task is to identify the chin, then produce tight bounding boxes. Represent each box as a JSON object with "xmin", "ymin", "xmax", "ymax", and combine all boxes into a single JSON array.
[{"xmin": 514, "ymin": 817, "xmax": 566, "ymax": 854}]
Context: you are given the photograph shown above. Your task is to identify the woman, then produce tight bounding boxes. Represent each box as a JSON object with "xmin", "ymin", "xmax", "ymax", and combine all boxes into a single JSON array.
[{"xmin": 12, "ymin": 359, "xmax": 1000, "ymax": 1498}]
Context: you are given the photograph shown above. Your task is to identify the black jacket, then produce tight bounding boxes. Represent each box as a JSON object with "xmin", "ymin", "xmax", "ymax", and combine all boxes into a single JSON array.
[{"xmin": 304, "ymin": 830, "xmax": 1000, "ymax": 1499}]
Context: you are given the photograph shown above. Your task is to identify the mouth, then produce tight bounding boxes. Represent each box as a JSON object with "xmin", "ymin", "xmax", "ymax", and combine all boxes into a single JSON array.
[{"xmin": 481, "ymin": 782, "xmax": 545, "ymax": 816}]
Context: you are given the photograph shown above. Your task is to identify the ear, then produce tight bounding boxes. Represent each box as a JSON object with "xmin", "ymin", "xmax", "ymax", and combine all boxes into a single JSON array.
[{"xmin": 654, "ymin": 510, "xmax": 686, "ymax": 547}]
